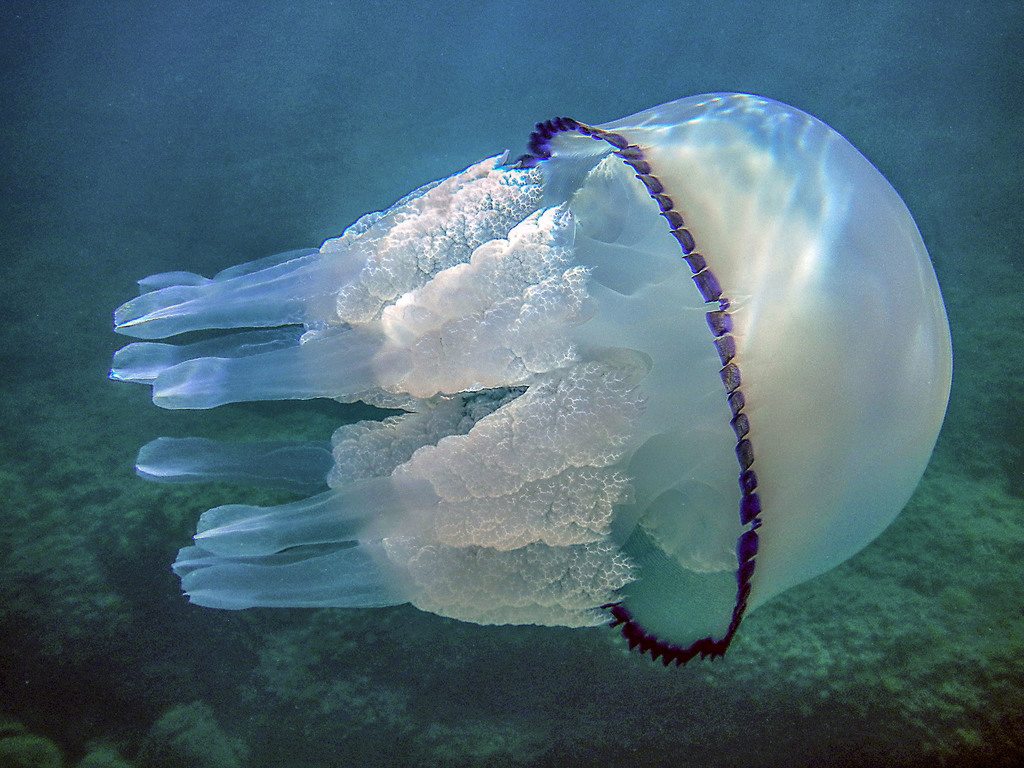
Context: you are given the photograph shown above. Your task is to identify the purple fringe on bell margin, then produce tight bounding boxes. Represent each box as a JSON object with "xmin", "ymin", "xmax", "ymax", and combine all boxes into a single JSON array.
[
  {"xmin": 511, "ymin": 117, "xmax": 581, "ymax": 168},
  {"xmin": 517, "ymin": 117, "xmax": 765, "ymax": 665}
]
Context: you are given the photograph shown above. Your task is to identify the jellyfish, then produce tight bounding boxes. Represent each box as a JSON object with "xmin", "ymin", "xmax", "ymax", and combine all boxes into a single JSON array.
[{"xmin": 112, "ymin": 93, "xmax": 952, "ymax": 664}]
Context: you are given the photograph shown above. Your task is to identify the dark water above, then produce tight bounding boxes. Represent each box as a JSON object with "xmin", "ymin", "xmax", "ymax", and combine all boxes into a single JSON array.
[{"xmin": 1, "ymin": 1, "xmax": 1021, "ymax": 766}]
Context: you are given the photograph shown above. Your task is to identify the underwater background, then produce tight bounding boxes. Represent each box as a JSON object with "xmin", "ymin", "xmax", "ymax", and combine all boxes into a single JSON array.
[{"xmin": 0, "ymin": 1, "xmax": 1021, "ymax": 766}]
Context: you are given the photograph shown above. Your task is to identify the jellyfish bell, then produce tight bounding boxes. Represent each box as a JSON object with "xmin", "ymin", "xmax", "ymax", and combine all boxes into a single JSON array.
[{"xmin": 112, "ymin": 93, "xmax": 952, "ymax": 664}]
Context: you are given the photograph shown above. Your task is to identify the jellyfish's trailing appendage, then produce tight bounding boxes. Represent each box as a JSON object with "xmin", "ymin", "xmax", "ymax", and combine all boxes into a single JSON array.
[
  {"xmin": 113, "ymin": 94, "xmax": 951, "ymax": 663},
  {"xmin": 135, "ymin": 437, "xmax": 334, "ymax": 494}
]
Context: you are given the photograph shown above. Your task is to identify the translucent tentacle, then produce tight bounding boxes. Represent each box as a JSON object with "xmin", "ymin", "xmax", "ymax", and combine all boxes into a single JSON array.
[
  {"xmin": 173, "ymin": 541, "xmax": 406, "ymax": 609},
  {"xmin": 149, "ymin": 325, "xmax": 396, "ymax": 409},
  {"xmin": 111, "ymin": 327, "xmax": 304, "ymax": 383},
  {"xmin": 114, "ymin": 248, "xmax": 357, "ymax": 339},
  {"xmin": 171, "ymin": 476, "xmax": 439, "ymax": 609},
  {"xmin": 135, "ymin": 436, "xmax": 333, "ymax": 493}
]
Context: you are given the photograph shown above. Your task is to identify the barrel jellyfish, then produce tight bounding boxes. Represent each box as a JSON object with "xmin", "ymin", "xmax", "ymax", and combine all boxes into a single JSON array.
[{"xmin": 112, "ymin": 93, "xmax": 952, "ymax": 664}]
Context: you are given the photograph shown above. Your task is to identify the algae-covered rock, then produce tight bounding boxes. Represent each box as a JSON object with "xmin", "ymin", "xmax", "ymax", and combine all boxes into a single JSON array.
[
  {"xmin": 0, "ymin": 731, "xmax": 64, "ymax": 768},
  {"xmin": 75, "ymin": 743, "xmax": 133, "ymax": 768},
  {"xmin": 136, "ymin": 701, "xmax": 245, "ymax": 768}
]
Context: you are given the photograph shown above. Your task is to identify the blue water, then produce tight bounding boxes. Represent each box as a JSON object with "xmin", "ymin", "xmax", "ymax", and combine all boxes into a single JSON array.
[{"xmin": 1, "ymin": 1, "xmax": 1021, "ymax": 766}]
